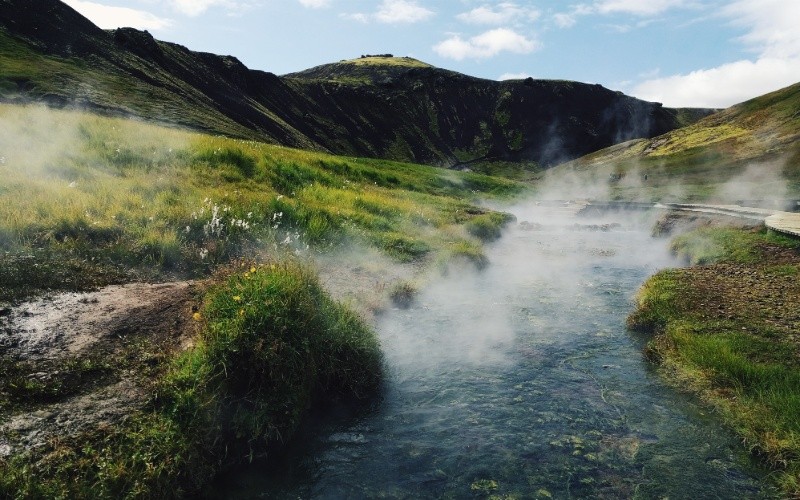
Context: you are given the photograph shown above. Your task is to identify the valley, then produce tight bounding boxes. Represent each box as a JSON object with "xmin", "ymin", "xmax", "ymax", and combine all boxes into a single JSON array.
[{"xmin": 1, "ymin": 1, "xmax": 799, "ymax": 498}]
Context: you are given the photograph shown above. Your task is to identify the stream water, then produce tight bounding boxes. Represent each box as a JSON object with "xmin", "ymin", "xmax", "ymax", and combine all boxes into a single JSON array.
[{"xmin": 218, "ymin": 205, "xmax": 770, "ymax": 498}]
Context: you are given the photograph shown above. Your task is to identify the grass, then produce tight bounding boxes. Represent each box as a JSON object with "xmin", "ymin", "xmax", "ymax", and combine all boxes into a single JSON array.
[
  {"xmin": 465, "ymin": 212, "xmax": 517, "ymax": 242},
  {"xmin": 628, "ymin": 226, "xmax": 800, "ymax": 495},
  {"xmin": 345, "ymin": 56, "xmax": 431, "ymax": 68},
  {"xmin": 0, "ymin": 103, "xmax": 522, "ymax": 302},
  {"xmin": 670, "ymin": 226, "xmax": 800, "ymax": 265},
  {"xmin": 0, "ymin": 262, "xmax": 383, "ymax": 498}
]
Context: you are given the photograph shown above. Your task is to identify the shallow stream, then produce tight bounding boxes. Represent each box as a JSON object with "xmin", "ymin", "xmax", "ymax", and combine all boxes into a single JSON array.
[{"xmin": 219, "ymin": 205, "xmax": 770, "ymax": 498}]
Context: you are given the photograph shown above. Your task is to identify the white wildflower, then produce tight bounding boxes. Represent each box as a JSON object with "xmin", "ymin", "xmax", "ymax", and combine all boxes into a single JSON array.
[
  {"xmin": 68, "ymin": 181, "xmax": 77, "ymax": 188},
  {"xmin": 199, "ymin": 248, "xmax": 208, "ymax": 260}
]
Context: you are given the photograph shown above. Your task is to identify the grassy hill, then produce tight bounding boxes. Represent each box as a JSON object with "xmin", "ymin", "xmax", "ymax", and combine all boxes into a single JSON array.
[
  {"xmin": 549, "ymin": 82, "xmax": 800, "ymax": 203},
  {"xmin": 0, "ymin": 0, "xmax": 706, "ymax": 175},
  {"xmin": 0, "ymin": 102, "xmax": 523, "ymax": 303}
]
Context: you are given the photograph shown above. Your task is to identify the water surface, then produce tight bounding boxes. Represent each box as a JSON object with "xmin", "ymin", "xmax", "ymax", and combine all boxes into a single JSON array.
[{"xmin": 220, "ymin": 205, "xmax": 770, "ymax": 498}]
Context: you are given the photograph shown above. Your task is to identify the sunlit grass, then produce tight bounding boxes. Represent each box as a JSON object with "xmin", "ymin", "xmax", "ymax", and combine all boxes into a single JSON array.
[{"xmin": 0, "ymin": 103, "xmax": 523, "ymax": 300}]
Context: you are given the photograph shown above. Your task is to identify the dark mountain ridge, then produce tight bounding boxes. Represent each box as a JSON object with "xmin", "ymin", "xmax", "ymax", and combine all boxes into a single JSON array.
[{"xmin": 0, "ymin": 0, "xmax": 711, "ymax": 170}]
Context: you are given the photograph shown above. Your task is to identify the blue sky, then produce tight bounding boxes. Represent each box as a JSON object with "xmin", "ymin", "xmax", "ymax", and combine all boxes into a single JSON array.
[{"xmin": 63, "ymin": 0, "xmax": 800, "ymax": 108}]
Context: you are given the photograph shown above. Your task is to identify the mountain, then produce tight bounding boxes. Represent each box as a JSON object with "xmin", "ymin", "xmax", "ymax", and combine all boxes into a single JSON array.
[
  {"xmin": 550, "ymin": 81, "xmax": 800, "ymax": 202},
  {"xmin": 0, "ymin": 0, "xmax": 710, "ymax": 173}
]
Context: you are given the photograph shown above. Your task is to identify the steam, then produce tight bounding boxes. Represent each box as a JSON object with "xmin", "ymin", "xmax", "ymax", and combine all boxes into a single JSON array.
[
  {"xmin": 714, "ymin": 159, "xmax": 790, "ymax": 206},
  {"xmin": 376, "ymin": 193, "xmax": 677, "ymax": 381}
]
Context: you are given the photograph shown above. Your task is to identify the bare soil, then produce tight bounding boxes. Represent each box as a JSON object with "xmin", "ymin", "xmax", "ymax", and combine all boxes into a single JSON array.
[{"xmin": 0, "ymin": 282, "xmax": 199, "ymax": 457}]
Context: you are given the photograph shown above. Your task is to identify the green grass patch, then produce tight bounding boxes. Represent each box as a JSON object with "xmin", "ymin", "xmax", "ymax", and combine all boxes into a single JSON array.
[
  {"xmin": 628, "ymin": 226, "xmax": 800, "ymax": 495},
  {"xmin": 465, "ymin": 212, "xmax": 516, "ymax": 242},
  {"xmin": 670, "ymin": 227, "xmax": 800, "ymax": 265},
  {"xmin": 0, "ymin": 103, "xmax": 524, "ymax": 301},
  {"xmin": 0, "ymin": 262, "xmax": 382, "ymax": 497}
]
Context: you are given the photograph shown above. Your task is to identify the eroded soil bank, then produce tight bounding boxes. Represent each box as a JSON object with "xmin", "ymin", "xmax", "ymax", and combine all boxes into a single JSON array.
[{"xmin": 0, "ymin": 282, "xmax": 198, "ymax": 457}]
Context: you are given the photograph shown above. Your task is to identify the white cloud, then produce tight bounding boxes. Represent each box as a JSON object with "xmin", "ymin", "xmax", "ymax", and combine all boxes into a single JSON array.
[
  {"xmin": 632, "ymin": 57, "xmax": 800, "ymax": 108},
  {"xmin": 340, "ymin": 12, "xmax": 369, "ymax": 23},
  {"xmin": 168, "ymin": 0, "xmax": 246, "ymax": 17},
  {"xmin": 62, "ymin": 0, "xmax": 172, "ymax": 30},
  {"xmin": 593, "ymin": 0, "xmax": 688, "ymax": 16},
  {"xmin": 723, "ymin": 0, "xmax": 800, "ymax": 59},
  {"xmin": 553, "ymin": 12, "xmax": 577, "ymax": 28},
  {"xmin": 375, "ymin": 0, "xmax": 434, "ymax": 23},
  {"xmin": 298, "ymin": 0, "xmax": 331, "ymax": 7},
  {"xmin": 552, "ymin": 0, "xmax": 687, "ymax": 29},
  {"xmin": 343, "ymin": 0, "xmax": 434, "ymax": 24},
  {"xmin": 631, "ymin": 0, "xmax": 800, "ymax": 107},
  {"xmin": 433, "ymin": 28, "xmax": 539, "ymax": 61},
  {"xmin": 498, "ymin": 72, "xmax": 532, "ymax": 80},
  {"xmin": 457, "ymin": 3, "xmax": 540, "ymax": 25}
]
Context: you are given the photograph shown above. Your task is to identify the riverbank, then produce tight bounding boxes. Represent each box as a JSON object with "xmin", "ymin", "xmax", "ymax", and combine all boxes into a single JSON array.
[
  {"xmin": 0, "ymin": 261, "xmax": 383, "ymax": 498},
  {"xmin": 628, "ymin": 224, "xmax": 800, "ymax": 495}
]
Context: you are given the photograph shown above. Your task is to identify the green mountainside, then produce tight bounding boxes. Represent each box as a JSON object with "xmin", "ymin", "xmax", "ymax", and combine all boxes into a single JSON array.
[
  {"xmin": 549, "ymin": 82, "xmax": 800, "ymax": 202},
  {"xmin": 0, "ymin": 0, "xmax": 708, "ymax": 175}
]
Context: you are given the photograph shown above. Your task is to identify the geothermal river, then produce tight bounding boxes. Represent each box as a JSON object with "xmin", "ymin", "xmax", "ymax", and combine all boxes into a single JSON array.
[{"xmin": 219, "ymin": 205, "xmax": 769, "ymax": 498}]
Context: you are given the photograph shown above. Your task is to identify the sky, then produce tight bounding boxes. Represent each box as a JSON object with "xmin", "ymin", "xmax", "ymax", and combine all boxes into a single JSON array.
[{"xmin": 61, "ymin": 0, "xmax": 800, "ymax": 108}]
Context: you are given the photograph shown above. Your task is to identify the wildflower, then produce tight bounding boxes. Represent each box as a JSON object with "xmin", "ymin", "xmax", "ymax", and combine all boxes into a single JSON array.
[
  {"xmin": 250, "ymin": 266, "xmax": 256, "ymax": 273},
  {"xmin": 238, "ymin": 309, "xmax": 245, "ymax": 316},
  {"xmin": 233, "ymin": 295, "xmax": 242, "ymax": 302},
  {"xmin": 185, "ymin": 226, "xmax": 191, "ymax": 233},
  {"xmin": 199, "ymin": 248, "xmax": 209, "ymax": 260},
  {"xmin": 192, "ymin": 312, "xmax": 202, "ymax": 321},
  {"xmin": 68, "ymin": 181, "xmax": 78, "ymax": 188},
  {"xmin": 247, "ymin": 212, "xmax": 253, "ymax": 219}
]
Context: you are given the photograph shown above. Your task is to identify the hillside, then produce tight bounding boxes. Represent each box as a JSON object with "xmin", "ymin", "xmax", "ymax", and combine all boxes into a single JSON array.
[
  {"xmin": 0, "ymin": 0, "xmax": 707, "ymax": 174},
  {"xmin": 548, "ymin": 81, "xmax": 800, "ymax": 203}
]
